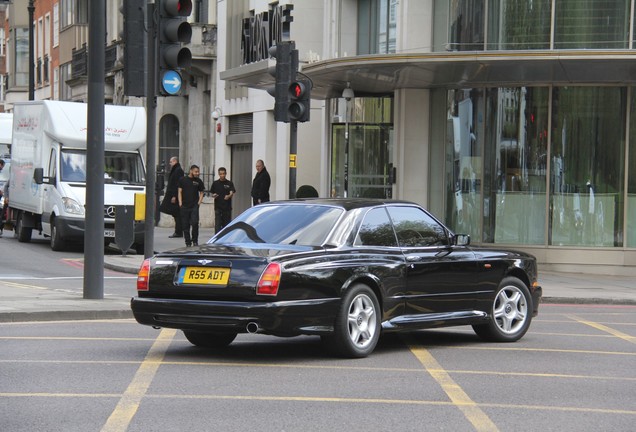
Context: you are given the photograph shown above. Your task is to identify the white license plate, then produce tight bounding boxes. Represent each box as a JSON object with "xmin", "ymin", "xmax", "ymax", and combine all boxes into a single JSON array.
[{"xmin": 104, "ymin": 230, "xmax": 115, "ymax": 237}]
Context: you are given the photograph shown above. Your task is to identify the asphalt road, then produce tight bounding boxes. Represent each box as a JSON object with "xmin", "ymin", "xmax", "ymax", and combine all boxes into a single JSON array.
[{"xmin": 1, "ymin": 303, "xmax": 635, "ymax": 432}]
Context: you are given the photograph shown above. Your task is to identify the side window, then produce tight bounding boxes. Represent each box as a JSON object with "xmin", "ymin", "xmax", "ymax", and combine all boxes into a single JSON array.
[
  {"xmin": 387, "ymin": 206, "xmax": 449, "ymax": 247},
  {"xmin": 48, "ymin": 148, "xmax": 56, "ymax": 179},
  {"xmin": 354, "ymin": 207, "xmax": 398, "ymax": 247}
]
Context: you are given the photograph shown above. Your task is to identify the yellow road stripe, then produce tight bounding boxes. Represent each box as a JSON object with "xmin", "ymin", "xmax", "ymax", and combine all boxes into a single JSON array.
[
  {"xmin": 0, "ymin": 281, "xmax": 48, "ymax": 290},
  {"xmin": 2, "ymin": 392, "xmax": 635, "ymax": 416},
  {"xmin": 566, "ymin": 315, "xmax": 636, "ymax": 344},
  {"xmin": 1, "ymin": 358, "xmax": 634, "ymax": 381},
  {"xmin": 405, "ymin": 336, "xmax": 499, "ymax": 432},
  {"xmin": 444, "ymin": 346, "xmax": 635, "ymax": 356},
  {"xmin": 100, "ymin": 328, "xmax": 176, "ymax": 432}
]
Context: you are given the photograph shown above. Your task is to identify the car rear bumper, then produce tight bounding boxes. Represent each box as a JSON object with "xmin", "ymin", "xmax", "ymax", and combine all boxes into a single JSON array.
[{"xmin": 131, "ymin": 296, "xmax": 340, "ymax": 336}]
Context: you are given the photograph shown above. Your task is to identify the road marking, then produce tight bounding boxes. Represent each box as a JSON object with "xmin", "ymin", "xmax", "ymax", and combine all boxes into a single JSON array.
[
  {"xmin": 566, "ymin": 314, "xmax": 635, "ymax": 344},
  {"xmin": 1, "ymin": 358, "xmax": 635, "ymax": 382},
  {"xmin": 405, "ymin": 336, "xmax": 499, "ymax": 432},
  {"xmin": 100, "ymin": 328, "xmax": 176, "ymax": 432},
  {"xmin": 1, "ymin": 392, "xmax": 635, "ymax": 416}
]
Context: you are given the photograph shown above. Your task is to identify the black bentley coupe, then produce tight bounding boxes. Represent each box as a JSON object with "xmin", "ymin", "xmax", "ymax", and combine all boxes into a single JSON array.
[{"xmin": 131, "ymin": 199, "xmax": 542, "ymax": 358}]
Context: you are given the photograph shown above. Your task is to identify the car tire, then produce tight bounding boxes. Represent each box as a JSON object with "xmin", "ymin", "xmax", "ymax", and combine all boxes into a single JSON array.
[
  {"xmin": 50, "ymin": 217, "xmax": 65, "ymax": 251},
  {"xmin": 472, "ymin": 276, "xmax": 532, "ymax": 342},
  {"xmin": 327, "ymin": 283, "xmax": 381, "ymax": 358},
  {"xmin": 16, "ymin": 212, "xmax": 32, "ymax": 243},
  {"xmin": 183, "ymin": 330, "xmax": 237, "ymax": 348}
]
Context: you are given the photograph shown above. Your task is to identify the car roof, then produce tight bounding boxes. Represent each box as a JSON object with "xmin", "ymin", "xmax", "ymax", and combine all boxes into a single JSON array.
[{"xmin": 266, "ymin": 198, "xmax": 420, "ymax": 211}]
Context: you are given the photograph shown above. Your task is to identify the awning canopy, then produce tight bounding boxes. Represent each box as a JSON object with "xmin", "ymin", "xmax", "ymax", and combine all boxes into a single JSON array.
[{"xmin": 220, "ymin": 50, "xmax": 636, "ymax": 99}]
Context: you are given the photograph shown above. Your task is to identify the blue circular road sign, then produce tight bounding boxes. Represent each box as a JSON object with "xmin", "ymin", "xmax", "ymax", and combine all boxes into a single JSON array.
[{"xmin": 162, "ymin": 70, "xmax": 182, "ymax": 95}]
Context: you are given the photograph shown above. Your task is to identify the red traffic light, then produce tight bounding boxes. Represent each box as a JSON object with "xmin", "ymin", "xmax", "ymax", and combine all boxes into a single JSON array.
[
  {"xmin": 289, "ymin": 81, "xmax": 307, "ymax": 99},
  {"xmin": 164, "ymin": 0, "xmax": 192, "ymax": 16}
]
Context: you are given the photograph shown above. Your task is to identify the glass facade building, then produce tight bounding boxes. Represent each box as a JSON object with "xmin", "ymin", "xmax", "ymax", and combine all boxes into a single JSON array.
[{"xmin": 219, "ymin": 0, "xmax": 636, "ymax": 273}]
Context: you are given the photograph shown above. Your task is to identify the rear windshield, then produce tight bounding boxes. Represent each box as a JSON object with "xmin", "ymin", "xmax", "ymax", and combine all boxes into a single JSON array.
[{"xmin": 212, "ymin": 204, "xmax": 344, "ymax": 246}]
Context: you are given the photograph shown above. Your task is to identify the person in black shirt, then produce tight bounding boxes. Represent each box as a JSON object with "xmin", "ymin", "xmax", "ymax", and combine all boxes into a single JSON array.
[
  {"xmin": 159, "ymin": 156, "xmax": 185, "ymax": 237},
  {"xmin": 177, "ymin": 164, "xmax": 205, "ymax": 247},
  {"xmin": 210, "ymin": 167, "xmax": 236, "ymax": 233},
  {"xmin": 251, "ymin": 159, "xmax": 271, "ymax": 205}
]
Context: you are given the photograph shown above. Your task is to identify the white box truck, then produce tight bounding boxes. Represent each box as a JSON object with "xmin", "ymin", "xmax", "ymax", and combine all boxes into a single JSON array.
[{"xmin": 8, "ymin": 100, "xmax": 147, "ymax": 252}]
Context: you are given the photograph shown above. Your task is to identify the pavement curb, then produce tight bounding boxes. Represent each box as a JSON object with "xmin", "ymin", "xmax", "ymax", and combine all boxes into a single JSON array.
[
  {"xmin": 0, "ymin": 309, "xmax": 133, "ymax": 323},
  {"xmin": 104, "ymin": 259, "xmax": 141, "ymax": 274},
  {"xmin": 542, "ymin": 296, "xmax": 636, "ymax": 305}
]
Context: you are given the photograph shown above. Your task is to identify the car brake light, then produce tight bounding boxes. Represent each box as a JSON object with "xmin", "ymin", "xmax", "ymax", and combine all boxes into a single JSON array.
[
  {"xmin": 137, "ymin": 259, "xmax": 151, "ymax": 291},
  {"xmin": 256, "ymin": 263, "xmax": 281, "ymax": 295}
]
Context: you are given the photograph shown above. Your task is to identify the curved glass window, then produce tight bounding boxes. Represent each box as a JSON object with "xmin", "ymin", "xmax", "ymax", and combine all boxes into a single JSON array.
[
  {"xmin": 628, "ymin": 89, "xmax": 636, "ymax": 247},
  {"xmin": 449, "ymin": 0, "xmax": 485, "ymax": 51},
  {"xmin": 554, "ymin": 0, "xmax": 630, "ymax": 49},
  {"xmin": 487, "ymin": 0, "xmax": 551, "ymax": 50},
  {"xmin": 445, "ymin": 86, "xmax": 626, "ymax": 247},
  {"xmin": 549, "ymin": 87, "xmax": 625, "ymax": 246}
]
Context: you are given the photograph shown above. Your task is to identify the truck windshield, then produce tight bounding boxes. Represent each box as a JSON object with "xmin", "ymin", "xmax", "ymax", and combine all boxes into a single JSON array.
[{"xmin": 61, "ymin": 150, "xmax": 145, "ymax": 184}]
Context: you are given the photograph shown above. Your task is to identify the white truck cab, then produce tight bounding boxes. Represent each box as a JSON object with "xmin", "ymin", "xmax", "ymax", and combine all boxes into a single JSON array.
[{"xmin": 9, "ymin": 101, "xmax": 147, "ymax": 252}]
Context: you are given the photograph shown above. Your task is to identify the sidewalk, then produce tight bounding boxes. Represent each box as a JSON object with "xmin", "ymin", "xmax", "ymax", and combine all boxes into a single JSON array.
[{"xmin": 1, "ymin": 227, "xmax": 635, "ymax": 323}]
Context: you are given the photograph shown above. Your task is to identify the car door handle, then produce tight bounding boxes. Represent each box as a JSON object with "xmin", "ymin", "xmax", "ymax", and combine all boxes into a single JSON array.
[{"xmin": 406, "ymin": 255, "xmax": 422, "ymax": 262}]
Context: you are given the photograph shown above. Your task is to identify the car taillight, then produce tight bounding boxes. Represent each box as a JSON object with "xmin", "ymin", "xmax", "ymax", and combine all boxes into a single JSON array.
[
  {"xmin": 137, "ymin": 259, "xmax": 151, "ymax": 291},
  {"xmin": 256, "ymin": 263, "xmax": 281, "ymax": 296}
]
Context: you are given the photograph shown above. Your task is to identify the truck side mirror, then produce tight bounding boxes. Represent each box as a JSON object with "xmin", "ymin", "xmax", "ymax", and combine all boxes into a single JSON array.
[{"xmin": 34, "ymin": 168, "xmax": 44, "ymax": 185}]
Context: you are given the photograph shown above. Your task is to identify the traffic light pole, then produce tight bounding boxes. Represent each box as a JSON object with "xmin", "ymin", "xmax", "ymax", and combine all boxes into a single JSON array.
[
  {"xmin": 289, "ymin": 121, "xmax": 297, "ymax": 198},
  {"xmin": 84, "ymin": 0, "xmax": 105, "ymax": 299},
  {"xmin": 144, "ymin": 1, "xmax": 158, "ymax": 258}
]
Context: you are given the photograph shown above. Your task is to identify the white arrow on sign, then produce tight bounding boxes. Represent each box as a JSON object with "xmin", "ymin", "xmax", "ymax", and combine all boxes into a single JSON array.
[{"xmin": 164, "ymin": 77, "xmax": 181, "ymax": 89}]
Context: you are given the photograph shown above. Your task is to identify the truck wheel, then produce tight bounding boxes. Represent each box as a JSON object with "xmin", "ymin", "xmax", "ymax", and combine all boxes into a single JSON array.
[
  {"xmin": 50, "ymin": 218, "xmax": 65, "ymax": 251},
  {"xmin": 16, "ymin": 212, "xmax": 32, "ymax": 243}
]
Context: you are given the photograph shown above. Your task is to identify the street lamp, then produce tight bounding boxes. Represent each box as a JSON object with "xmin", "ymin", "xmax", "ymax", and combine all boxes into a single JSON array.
[
  {"xmin": 28, "ymin": 0, "xmax": 35, "ymax": 100},
  {"xmin": 342, "ymin": 82, "xmax": 354, "ymax": 198}
]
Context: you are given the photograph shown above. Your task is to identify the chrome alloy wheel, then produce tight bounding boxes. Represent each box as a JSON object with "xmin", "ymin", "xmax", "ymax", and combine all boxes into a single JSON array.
[
  {"xmin": 347, "ymin": 293, "xmax": 377, "ymax": 348},
  {"xmin": 493, "ymin": 285, "xmax": 528, "ymax": 334}
]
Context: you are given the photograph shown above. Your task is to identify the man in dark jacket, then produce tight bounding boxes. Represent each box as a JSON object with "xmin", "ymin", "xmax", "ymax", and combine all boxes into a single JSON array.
[
  {"xmin": 210, "ymin": 167, "xmax": 236, "ymax": 232},
  {"xmin": 251, "ymin": 159, "xmax": 271, "ymax": 205},
  {"xmin": 160, "ymin": 156, "xmax": 185, "ymax": 237},
  {"xmin": 178, "ymin": 164, "xmax": 205, "ymax": 247}
]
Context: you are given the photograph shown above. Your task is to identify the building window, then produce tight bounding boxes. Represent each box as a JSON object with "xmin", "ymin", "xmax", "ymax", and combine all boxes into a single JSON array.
[
  {"xmin": 627, "ymin": 89, "xmax": 636, "ymax": 246},
  {"xmin": 445, "ymin": 86, "xmax": 627, "ymax": 248},
  {"xmin": 486, "ymin": 0, "xmax": 551, "ymax": 50},
  {"xmin": 60, "ymin": 0, "xmax": 88, "ymax": 29},
  {"xmin": 53, "ymin": 3, "xmax": 59, "ymax": 47},
  {"xmin": 550, "ymin": 87, "xmax": 625, "ymax": 246},
  {"xmin": 59, "ymin": 62, "xmax": 72, "ymax": 100},
  {"xmin": 14, "ymin": 28, "xmax": 29, "ymax": 87},
  {"xmin": 159, "ymin": 114, "xmax": 180, "ymax": 172},
  {"xmin": 555, "ymin": 0, "xmax": 630, "ymax": 49},
  {"xmin": 449, "ymin": 0, "xmax": 485, "ymax": 51},
  {"xmin": 358, "ymin": 0, "xmax": 398, "ymax": 54},
  {"xmin": 0, "ymin": 28, "xmax": 5, "ymax": 57}
]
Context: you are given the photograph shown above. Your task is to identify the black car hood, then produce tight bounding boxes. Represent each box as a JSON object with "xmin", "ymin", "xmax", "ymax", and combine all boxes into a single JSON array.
[{"xmin": 156, "ymin": 242, "xmax": 324, "ymax": 259}]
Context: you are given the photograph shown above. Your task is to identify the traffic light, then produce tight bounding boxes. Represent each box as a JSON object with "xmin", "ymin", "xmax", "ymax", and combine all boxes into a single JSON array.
[
  {"xmin": 121, "ymin": 0, "xmax": 146, "ymax": 97},
  {"xmin": 157, "ymin": 0, "xmax": 192, "ymax": 96},
  {"xmin": 267, "ymin": 42, "xmax": 295, "ymax": 122},
  {"xmin": 288, "ymin": 79, "xmax": 311, "ymax": 122}
]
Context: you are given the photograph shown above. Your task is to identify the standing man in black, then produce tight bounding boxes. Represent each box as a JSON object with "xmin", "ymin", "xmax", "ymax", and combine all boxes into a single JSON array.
[
  {"xmin": 178, "ymin": 164, "xmax": 205, "ymax": 247},
  {"xmin": 210, "ymin": 167, "xmax": 236, "ymax": 233},
  {"xmin": 251, "ymin": 159, "xmax": 271, "ymax": 205},
  {"xmin": 160, "ymin": 156, "xmax": 185, "ymax": 238}
]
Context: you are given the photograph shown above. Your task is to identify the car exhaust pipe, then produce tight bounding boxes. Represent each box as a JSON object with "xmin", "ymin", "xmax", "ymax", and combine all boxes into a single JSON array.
[{"xmin": 246, "ymin": 322, "xmax": 259, "ymax": 334}]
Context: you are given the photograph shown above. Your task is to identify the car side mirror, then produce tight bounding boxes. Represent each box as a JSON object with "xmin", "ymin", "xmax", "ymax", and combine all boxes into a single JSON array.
[{"xmin": 454, "ymin": 234, "xmax": 470, "ymax": 246}]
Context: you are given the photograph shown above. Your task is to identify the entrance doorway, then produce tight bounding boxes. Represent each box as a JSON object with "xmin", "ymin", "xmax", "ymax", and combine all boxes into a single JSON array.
[{"xmin": 231, "ymin": 143, "xmax": 253, "ymax": 217}]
